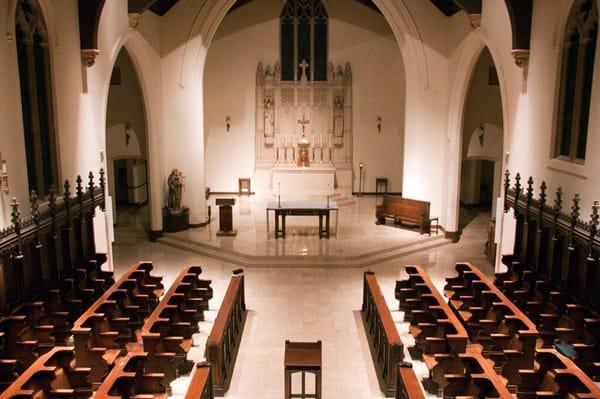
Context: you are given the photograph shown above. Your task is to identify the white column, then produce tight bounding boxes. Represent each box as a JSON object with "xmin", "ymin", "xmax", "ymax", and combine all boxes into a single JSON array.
[{"xmin": 161, "ymin": 49, "xmax": 208, "ymax": 225}]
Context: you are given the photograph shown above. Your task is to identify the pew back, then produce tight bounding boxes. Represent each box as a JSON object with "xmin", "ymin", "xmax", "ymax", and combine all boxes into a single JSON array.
[
  {"xmin": 361, "ymin": 271, "xmax": 403, "ymax": 397},
  {"xmin": 206, "ymin": 270, "xmax": 246, "ymax": 395}
]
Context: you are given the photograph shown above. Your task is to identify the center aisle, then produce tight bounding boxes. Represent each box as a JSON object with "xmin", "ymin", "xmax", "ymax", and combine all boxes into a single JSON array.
[{"xmin": 112, "ymin": 210, "xmax": 492, "ymax": 398}]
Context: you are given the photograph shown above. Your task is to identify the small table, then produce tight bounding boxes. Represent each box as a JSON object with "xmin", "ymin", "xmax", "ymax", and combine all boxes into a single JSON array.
[
  {"xmin": 375, "ymin": 177, "xmax": 388, "ymax": 194},
  {"xmin": 284, "ymin": 340, "xmax": 322, "ymax": 399},
  {"xmin": 267, "ymin": 201, "xmax": 338, "ymax": 239}
]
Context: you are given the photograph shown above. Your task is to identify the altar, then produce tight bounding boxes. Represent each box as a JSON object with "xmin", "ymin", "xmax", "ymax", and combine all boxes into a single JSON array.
[
  {"xmin": 273, "ymin": 166, "xmax": 335, "ymax": 196},
  {"xmin": 253, "ymin": 59, "xmax": 354, "ymax": 195}
]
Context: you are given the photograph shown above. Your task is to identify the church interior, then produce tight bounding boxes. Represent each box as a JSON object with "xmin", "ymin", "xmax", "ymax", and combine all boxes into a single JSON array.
[{"xmin": 1, "ymin": 0, "xmax": 599, "ymax": 398}]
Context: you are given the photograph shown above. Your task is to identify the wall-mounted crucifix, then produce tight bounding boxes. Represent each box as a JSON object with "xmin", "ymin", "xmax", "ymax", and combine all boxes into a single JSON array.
[{"xmin": 298, "ymin": 115, "xmax": 310, "ymax": 134}]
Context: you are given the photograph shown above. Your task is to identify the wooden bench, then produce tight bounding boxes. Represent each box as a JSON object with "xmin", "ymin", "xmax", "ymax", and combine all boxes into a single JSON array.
[
  {"xmin": 431, "ymin": 346, "xmax": 513, "ymax": 398},
  {"xmin": 375, "ymin": 196, "xmax": 434, "ymax": 235},
  {"xmin": 516, "ymin": 348, "xmax": 600, "ymax": 398},
  {"xmin": 205, "ymin": 269, "xmax": 247, "ymax": 395},
  {"xmin": 185, "ymin": 362, "xmax": 214, "ymax": 399},
  {"xmin": 0, "ymin": 257, "xmax": 113, "ymax": 392},
  {"xmin": 93, "ymin": 352, "xmax": 167, "ymax": 398},
  {"xmin": 0, "ymin": 346, "xmax": 92, "ymax": 399},
  {"xmin": 395, "ymin": 265, "xmax": 469, "ymax": 365},
  {"xmin": 395, "ymin": 362, "xmax": 425, "ymax": 399},
  {"xmin": 444, "ymin": 262, "xmax": 538, "ymax": 388},
  {"xmin": 71, "ymin": 261, "xmax": 163, "ymax": 385},
  {"xmin": 141, "ymin": 265, "xmax": 212, "ymax": 387},
  {"xmin": 496, "ymin": 258, "xmax": 600, "ymax": 380},
  {"xmin": 361, "ymin": 271, "xmax": 403, "ymax": 397}
]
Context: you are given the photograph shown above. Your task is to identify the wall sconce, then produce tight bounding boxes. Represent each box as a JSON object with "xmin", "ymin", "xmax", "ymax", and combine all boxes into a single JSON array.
[
  {"xmin": 0, "ymin": 157, "xmax": 9, "ymax": 195},
  {"xmin": 377, "ymin": 116, "xmax": 382, "ymax": 133},
  {"xmin": 226, "ymin": 116, "xmax": 231, "ymax": 132}
]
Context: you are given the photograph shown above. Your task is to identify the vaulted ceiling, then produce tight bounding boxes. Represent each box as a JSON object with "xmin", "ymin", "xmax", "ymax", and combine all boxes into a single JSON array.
[
  {"xmin": 429, "ymin": 0, "xmax": 532, "ymax": 66},
  {"xmin": 78, "ymin": 0, "xmax": 532, "ymax": 68}
]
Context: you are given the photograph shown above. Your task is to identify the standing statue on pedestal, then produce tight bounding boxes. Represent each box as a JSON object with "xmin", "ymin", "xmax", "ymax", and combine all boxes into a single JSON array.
[
  {"xmin": 333, "ymin": 95, "xmax": 344, "ymax": 145},
  {"xmin": 167, "ymin": 169, "xmax": 185, "ymax": 213},
  {"xmin": 162, "ymin": 169, "xmax": 190, "ymax": 233},
  {"xmin": 264, "ymin": 95, "xmax": 275, "ymax": 145}
]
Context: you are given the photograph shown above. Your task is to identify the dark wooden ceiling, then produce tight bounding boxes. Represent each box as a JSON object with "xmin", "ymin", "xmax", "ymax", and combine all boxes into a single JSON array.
[
  {"xmin": 429, "ymin": 0, "xmax": 481, "ymax": 16},
  {"xmin": 430, "ymin": 0, "xmax": 461, "ymax": 17},
  {"xmin": 228, "ymin": 0, "xmax": 380, "ymax": 14},
  {"xmin": 128, "ymin": 0, "xmax": 180, "ymax": 16}
]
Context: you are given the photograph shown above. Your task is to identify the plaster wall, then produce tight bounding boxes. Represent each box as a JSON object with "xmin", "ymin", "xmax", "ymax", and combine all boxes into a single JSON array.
[{"xmin": 202, "ymin": 0, "xmax": 405, "ymax": 194}]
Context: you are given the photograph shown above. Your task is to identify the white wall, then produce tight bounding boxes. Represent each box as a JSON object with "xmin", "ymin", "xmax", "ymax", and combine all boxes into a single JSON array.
[{"xmin": 202, "ymin": 0, "xmax": 405, "ymax": 193}]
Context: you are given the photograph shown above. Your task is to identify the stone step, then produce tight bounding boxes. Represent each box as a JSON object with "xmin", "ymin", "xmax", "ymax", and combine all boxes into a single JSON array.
[{"xmin": 158, "ymin": 233, "xmax": 451, "ymax": 268}]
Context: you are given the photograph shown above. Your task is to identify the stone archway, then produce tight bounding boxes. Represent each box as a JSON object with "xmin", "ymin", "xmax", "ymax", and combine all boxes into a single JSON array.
[{"xmin": 443, "ymin": 30, "xmax": 510, "ymax": 253}]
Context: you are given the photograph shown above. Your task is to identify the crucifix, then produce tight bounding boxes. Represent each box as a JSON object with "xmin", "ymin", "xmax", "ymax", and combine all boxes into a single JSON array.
[
  {"xmin": 298, "ymin": 115, "xmax": 310, "ymax": 134},
  {"xmin": 299, "ymin": 59, "xmax": 309, "ymax": 81}
]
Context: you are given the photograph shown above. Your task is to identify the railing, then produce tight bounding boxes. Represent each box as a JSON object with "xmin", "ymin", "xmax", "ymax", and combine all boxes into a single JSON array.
[
  {"xmin": 361, "ymin": 271, "xmax": 403, "ymax": 397},
  {"xmin": 205, "ymin": 269, "xmax": 247, "ymax": 395},
  {"xmin": 395, "ymin": 362, "xmax": 424, "ymax": 399},
  {"xmin": 185, "ymin": 362, "xmax": 214, "ymax": 399},
  {"xmin": 503, "ymin": 171, "xmax": 599, "ymax": 309},
  {"xmin": 0, "ymin": 170, "xmax": 107, "ymax": 316}
]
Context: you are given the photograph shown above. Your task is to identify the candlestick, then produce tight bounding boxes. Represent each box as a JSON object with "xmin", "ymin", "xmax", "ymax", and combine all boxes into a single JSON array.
[{"xmin": 278, "ymin": 182, "xmax": 281, "ymax": 208}]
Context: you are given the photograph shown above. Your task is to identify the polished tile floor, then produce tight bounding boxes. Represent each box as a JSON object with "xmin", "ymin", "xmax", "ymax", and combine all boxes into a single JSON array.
[
  {"xmin": 111, "ymin": 201, "xmax": 494, "ymax": 398},
  {"xmin": 167, "ymin": 196, "xmax": 440, "ymax": 257}
]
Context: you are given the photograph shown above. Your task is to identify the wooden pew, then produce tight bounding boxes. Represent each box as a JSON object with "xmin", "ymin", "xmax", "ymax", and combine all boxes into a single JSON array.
[
  {"xmin": 444, "ymin": 262, "xmax": 538, "ymax": 388},
  {"xmin": 141, "ymin": 265, "xmax": 213, "ymax": 387},
  {"xmin": 361, "ymin": 271, "xmax": 403, "ymax": 397},
  {"xmin": 72, "ymin": 261, "xmax": 163, "ymax": 385},
  {"xmin": 375, "ymin": 196, "xmax": 433, "ymax": 235},
  {"xmin": 395, "ymin": 265, "xmax": 468, "ymax": 365},
  {"xmin": 0, "ymin": 257, "xmax": 114, "ymax": 393},
  {"xmin": 496, "ymin": 259, "xmax": 600, "ymax": 379},
  {"xmin": 185, "ymin": 362, "xmax": 214, "ymax": 399},
  {"xmin": 516, "ymin": 348, "xmax": 600, "ymax": 398},
  {"xmin": 0, "ymin": 346, "xmax": 92, "ymax": 399},
  {"xmin": 205, "ymin": 269, "xmax": 247, "ymax": 395},
  {"xmin": 395, "ymin": 362, "xmax": 425, "ymax": 399},
  {"xmin": 431, "ymin": 347, "xmax": 513, "ymax": 398},
  {"xmin": 93, "ymin": 352, "xmax": 167, "ymax": 399}
]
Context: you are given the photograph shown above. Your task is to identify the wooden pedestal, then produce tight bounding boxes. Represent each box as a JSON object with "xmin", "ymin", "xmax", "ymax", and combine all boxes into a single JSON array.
[
  {"xmin": 163, "ymin": 207, "xmax": 190, "ymax": 232},
  {"xmin": 216, "ymin": 198, "xmax": 237, "ymax": 236}
]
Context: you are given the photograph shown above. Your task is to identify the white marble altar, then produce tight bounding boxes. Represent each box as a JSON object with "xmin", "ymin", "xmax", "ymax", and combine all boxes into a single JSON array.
[{"xmin": 272, "ymin": 166, "xmax": 335, "ymax": 195}]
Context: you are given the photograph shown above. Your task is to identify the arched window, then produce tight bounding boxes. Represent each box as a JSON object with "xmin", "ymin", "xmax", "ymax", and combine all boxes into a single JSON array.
[
  {"xmin": 15, "ymin": 0, "xmax": 58, "ymax": 196},
  {"xmin": 555, "ymin": 0, "xmax": 598, "ymax": 162},
  {"xmin": 280, "ymin": 0, "xmax": 328, "ymax": 81}
]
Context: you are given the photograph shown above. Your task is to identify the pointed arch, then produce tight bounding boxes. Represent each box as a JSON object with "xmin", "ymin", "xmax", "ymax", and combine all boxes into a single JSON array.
[{"xmin": 443, "ymin": 30, "xmax": 510, "ymax": 240}]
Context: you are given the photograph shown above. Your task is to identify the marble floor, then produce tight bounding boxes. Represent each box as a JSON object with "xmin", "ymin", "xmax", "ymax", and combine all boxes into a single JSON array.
[
  {"xmin": 111, "ymin": 199, "xmax": 494, "ymax": 398},
  {"xmin": 165, "ymin": 196, "xmax": 444, "ymax": 258}
]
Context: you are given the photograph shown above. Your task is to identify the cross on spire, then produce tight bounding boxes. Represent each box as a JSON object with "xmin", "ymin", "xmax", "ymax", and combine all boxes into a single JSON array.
[{"xmin": 299, "ymin": 59, "xmax": 309, "ymax": 81}]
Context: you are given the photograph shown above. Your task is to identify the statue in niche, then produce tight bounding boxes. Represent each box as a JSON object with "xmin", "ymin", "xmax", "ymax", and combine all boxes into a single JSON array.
[
  {"xmin": 264, "ymin": 94, "xmax": 275, "ymax": 144},
  {"xmin": 333, "ymin": 95, "xmax": 344, "ymax": 140},
  {"xmin": 167, "ymin": 169, "xmax": 185, "ymax": 213}
]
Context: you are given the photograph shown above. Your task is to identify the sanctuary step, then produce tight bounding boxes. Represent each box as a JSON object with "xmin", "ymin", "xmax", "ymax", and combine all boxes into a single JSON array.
[{"xmin": 158, "ymin": 233, "xmax": 450, "ymax": 268}]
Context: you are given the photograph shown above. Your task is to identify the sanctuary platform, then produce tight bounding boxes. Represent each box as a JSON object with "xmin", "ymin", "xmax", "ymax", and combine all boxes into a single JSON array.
[{"xmin": 159, "ymin": 195, "xmax": 450, "ymax": 268}]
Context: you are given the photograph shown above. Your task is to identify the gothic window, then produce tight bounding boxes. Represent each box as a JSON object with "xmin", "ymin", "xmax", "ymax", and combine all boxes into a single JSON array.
[
  {"xmin": 555, "ymin": 0, "xmax": 598, "ymax": 162},
  {"xmin": 280, "ymin": 0, "xmax": 328, "ymax": 81},
  {"xmin": 15, "ymin": 0, "xmax": 58, "ymax": 196}
]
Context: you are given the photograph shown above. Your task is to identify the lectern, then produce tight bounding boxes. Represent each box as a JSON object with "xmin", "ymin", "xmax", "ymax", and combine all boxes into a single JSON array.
[{"xmin": 216, "ymin": 198, "xmax": 237, "ymax": 236}]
